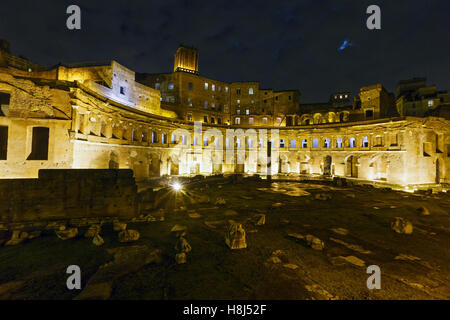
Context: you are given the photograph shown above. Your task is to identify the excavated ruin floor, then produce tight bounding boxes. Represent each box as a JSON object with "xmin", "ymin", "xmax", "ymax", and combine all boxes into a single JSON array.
[{"xmin": 0, "ymin": 179, "xmax": 449, "ymax": 300}]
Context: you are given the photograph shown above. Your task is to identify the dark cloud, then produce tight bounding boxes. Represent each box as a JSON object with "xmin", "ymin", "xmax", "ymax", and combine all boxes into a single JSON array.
[{"xmin": 0, "ymin": 0, "xmax": 448, "ymax": 102}]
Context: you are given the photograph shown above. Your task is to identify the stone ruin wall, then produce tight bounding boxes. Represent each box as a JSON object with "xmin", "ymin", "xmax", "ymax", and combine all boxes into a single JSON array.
[{"xmin": 0, "ymin": 169, "xmax": 138, "ymax": 226}]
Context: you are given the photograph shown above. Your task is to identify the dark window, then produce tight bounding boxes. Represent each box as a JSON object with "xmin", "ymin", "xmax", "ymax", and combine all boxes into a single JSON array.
[
  {"xmin": 0, "ymin": 126, "xmax": 7, "ymax": 160},
  {"xmin": 204, "ymin": 116, "xmax": 208, "ymax": 123},
  {"xmin": 120, "ymin": 86, "xmax": 125, "ymax": 95},
  {"xmin": 27, "ymin": 127, "xmax": 49, "ymax": 160},
  {"xmin": 211, "ymin": 117, "xmax": 215, "ymax": 124},
  {"xmin": 236, "ymin": 89, "xmax": 241, "ymax": 95},
  {"xmin": 188, "ymin": 82, "xmax": 193, "ymax": 91},
  {"xmin": 217, "ymin": 118, "xmax": 222, "ymax": 124},
  {"xmin": 286, "ymin": 116, "xmax": 293, "ymax": 126},
  {"xmin": 365, "ymin": 110, "xmax": 374, "ymax": 118},
  {"xmin": 0, "ymin": 92, "xmax": 10, "ymax": 116}
]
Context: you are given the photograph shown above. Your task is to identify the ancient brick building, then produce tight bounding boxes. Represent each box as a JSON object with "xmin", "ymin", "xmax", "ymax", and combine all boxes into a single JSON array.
[{"xmin": 0, "ymin": 41, "xmax": 449, "ymax": 188}]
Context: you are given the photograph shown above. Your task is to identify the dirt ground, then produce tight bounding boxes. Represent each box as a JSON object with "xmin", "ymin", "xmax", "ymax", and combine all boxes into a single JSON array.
[{"xmin": 0, "ymin": 178, "xmax": 449, "ymax": 300}]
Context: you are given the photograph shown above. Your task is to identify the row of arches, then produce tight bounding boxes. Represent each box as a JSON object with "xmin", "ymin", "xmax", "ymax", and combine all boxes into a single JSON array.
[{"xmin": 300, "ymin": 111, "xmax": 350, "ymax": 125}]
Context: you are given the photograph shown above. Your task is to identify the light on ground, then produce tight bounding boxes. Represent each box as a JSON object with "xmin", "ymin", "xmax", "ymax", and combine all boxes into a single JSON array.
[{"xmin": 172, "ymin": 182, "xmax": 182, "ymax": 191}]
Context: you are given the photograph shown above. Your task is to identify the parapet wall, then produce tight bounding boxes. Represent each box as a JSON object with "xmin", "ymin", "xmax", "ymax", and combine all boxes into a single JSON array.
[{"xmin": 0, "ymin": 169, "xmax": 138, "ymax": 223}]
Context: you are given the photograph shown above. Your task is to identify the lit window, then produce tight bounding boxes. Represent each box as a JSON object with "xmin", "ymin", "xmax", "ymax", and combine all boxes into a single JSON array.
[
  {"xmin": 290, "ymin": 139, "xmax": 296, "ymax": 148},
  {"xmin": 340, "ymin": 95, "xmax": 343, "ymax": 99},
  {"xmin": 193, "ymin": 136, "xmax": 197, "ymax": 145},
  {"xmin": 205, "ymin": 83, "xmax": 209, "ymax": 90},
  {"xmin": 212, "ymin": 84, "xmax": 215, "ymax": 91},
  {"xmin": 236, "ymin": 109, "xmax": 240, "ymax": 115},
  {"xmin": 187, "ymin": 114, "xmax": 192, "ymax": 121},
  {"xmin": 313, "ymin": 138, "xmax": 319, "ymax": 148},
  {"xmin": 225, "ymin": 87, "xmax": 229, "ymax": 93},
  {"xmin": 236, "ymin": 138, "xmax": 241, "ymax": 148},
  {"xmin": 182, "ymin": 135, "xmax": 187, "ymax": 145},
  {"xmin": 428, "ymin": 100, "xmax": 434, "ymax": 107},
  {"xmin": 249, "ymin": 88, "xmax": 254, "ymax": 95},
  {"xmin": 226, "ymin": 138, "xmax": 230, "ymax": 147},
  {"xmin": 276, "ymin": 117, "xmax": 281, "ymax": 123},
  {"xmin": 161, "ymin": 133, "xmax": 167, "ymax": 144},
  {"xmin": 215, "ymin": 137, "xmax": 219, "ymax": 147},
  {"xmin": 204, "ymin": 137, "xmax": 208, "ymax": 146},
  {"xmin": 224, "ymin": 107, "xmax": 229, "ymax": 113},
  {"xmin": 155, "ymin": 83, "xmax": 160, "ymax": 90},
  {"xmin": 336, "ymin": 138, "xmax": 343, "ymax": 148},
  {"xmin": 187, "ymin": 98, "xmax": 193, "ymax": 106},
  {"xmin": 237, "ymin": 99, "xmax": 240, "ymax": 104},
  {"xmin": 248, "ymin": 139, "xmax": 252, "ymax": 148},
  {"xmin": 171, "ymin": 134, "xmax": 176, "ymax": 144},
  {"xmin": 324, "ymin": 138, "xmax": 330, "ymax": 148},
  {"xmin": 349, "ymin": 137, "xmax": 356, "ymax": 148},
  {"xmin": 259, "ymin": 138, "xmax": 263, "ymax": 148},
  {"xmin": 235, "ymin": 117, "xmax": 240, "ymax": 125},
  {"xmin": 246, "ymin": 109, "xmax": 250, "ymax": 115},
  {"xmin": 249, "ymin": 117, "xmax": 254, "ymax": 124},
  {"xmin": 168, "ymin": 82, "xmax": 174, "ymax": 90},
  {"xmin": 263, "ymin": 117, "xmax": 268, "ymax": 124},
  {"xmin": 251, "ymin": 100, "xmax": 254, "ymax": 104},
  {"xmin": 204, "ymin": 101, "xmax": 208, "ymax": 109},
  {"xmin": 218, "ymin": 86, "xmax": 221, "ymax": 92},
  {"xmin": 211, "ymin": 103, "xmax": 215, "ymax": 110}
]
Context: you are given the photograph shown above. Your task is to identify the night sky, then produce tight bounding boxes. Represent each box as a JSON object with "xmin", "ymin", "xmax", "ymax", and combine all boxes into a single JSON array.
[{"xmin": 0, "ymin": 0, "xmax": 448, "ymax": 102}]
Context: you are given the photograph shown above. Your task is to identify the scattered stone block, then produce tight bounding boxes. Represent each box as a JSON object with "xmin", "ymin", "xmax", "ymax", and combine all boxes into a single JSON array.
[
  {"xmin": 267, "ymin": 256, "xmax": 282, "ymax": 264},
  {"xmin": 27, "ymin": 230, "xmax": 42, "ymax": 240},
  {"xmin": 113, "ymin": 221, "xmax": 127, "ymax": 232},
  {"xmin": 196, "ymin": 195, "xmax": 211, "ymax": 204},
  {"xmin": 331, "ymin": 228, "xmax": 349, "ymax": 236},
  {"xmin": 305, "ymin": 235, "xmax": 325, "ymax": 251},
  {"xmin": 391, "ymin": 217, "xmax": 413, "ymax": 234},
  {"xmin": 225, "ymin": 222, "xmax": 247, "ymax": 250},
  {"xmin": 85, "ymin": 225, "xmax": 101, "ymax": 238},
  {"xmin": 345, "ymin": 193, "xmax": 356, "ymax": 199},
  {"xmin": 339, "ymin": 255, "xmax": 365, "ymax": 267},
  {"xmin": 55, "ymin": 228, "xmax": 78, "ymax": 240},
  {"xmin": 175, "ymin": 237, "xmax": 192, "ymax": 253},
  {"xmin": 272, "ymin": 202, "xmax": 283, "ymax": 207},
  {"xmin": 118, "ymin": 229, "xmax": 140, "ymax": 243},
  {"xmin": 417, "ymin": 206, "xmax": 430, "ymax": 216},
  {"xmin": 283, "ymin": 264, "xmax": 298, "ymax": 270},
  {"xmin": 254, "ymin": 214, "xmax": 266, "ymax": 226},
  {"xmin": 188, "ymin": 212, "xmax": 201, "ymax": 219},
  {"xmin": 224, "ymin": 209, "xmax": 238, "ymax": 216},
  {"xmin": 170, "ymin": 224, "xmax": 187, "ymax": 237},
  {"xmin": 314, "ymin": 193, "xmax": 332, "ymax": 201},
  {"xmin": 215, "ymin": 198, "xmax": 227, "ymax": 205},
  {"xmin": 93, "ymin": 234, "xmax": 104, "ymax": 246},
  {"xmin": 176, "ymin": 252, "xmax": 187, "ymax": 264},
  {"xmin": 5, "ymin": 230, "xmax": 27, "ymax": 246}
]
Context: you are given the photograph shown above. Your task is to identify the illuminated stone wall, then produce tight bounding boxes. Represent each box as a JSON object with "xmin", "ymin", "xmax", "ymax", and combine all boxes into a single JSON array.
[{"xmin": 1, "ymin": 62, "xmax": 449, "ymax": 187}]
